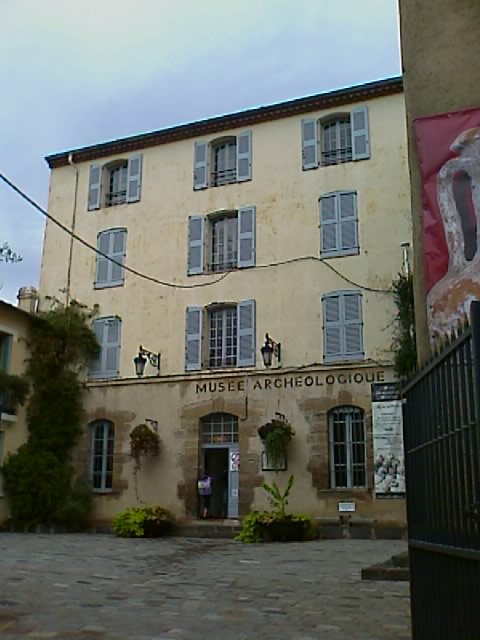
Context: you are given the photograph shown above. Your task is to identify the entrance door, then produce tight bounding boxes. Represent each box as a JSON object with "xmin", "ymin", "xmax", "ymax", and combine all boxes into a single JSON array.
[{"xmin": 200, "ymin": 413, "xmax": 239, "ymax": 519}]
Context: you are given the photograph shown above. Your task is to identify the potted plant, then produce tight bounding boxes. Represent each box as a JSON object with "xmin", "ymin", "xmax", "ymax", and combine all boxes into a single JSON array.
[
  {"xmin": 129, "ymin": 424, "xmax": 162, "ymax": 501},
  {"xmin": 258, "ymin": 416, "xmax": 295, "ymax": 469}
]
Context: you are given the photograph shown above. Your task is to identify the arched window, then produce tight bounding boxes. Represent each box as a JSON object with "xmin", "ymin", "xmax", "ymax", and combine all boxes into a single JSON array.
[
  {"xmin": 200, "ymin": 413, "xmax": 238, "ymax": 445},
  {"xmin": 211, "ymin": 137, "xmax": 237, "ymax": 186},
  {"xmin": 328, "ymin": 406, "xmax": 366, "ymax": 488},
  {"xmin": 105, "ymin": 160, "xmax": 128, "ymax": 207},
  {"xmin": 321, "ymin": 115, "xmax": 352, "ymax": 166},
  {"xmin": 89, "ymin": 420, "xmax": 114, "ymax": 491}
]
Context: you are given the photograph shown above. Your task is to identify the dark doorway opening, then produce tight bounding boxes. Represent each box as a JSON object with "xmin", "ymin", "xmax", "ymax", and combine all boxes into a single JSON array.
[{"xmin": 203, "ymin": 448, "xmax": 228, "ymax": 519}]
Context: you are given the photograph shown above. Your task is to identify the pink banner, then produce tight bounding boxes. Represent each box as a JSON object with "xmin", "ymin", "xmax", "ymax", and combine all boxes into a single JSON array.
[{"xmin": 415, "ymin": 108, "xmax": 480, "ymax": 337}]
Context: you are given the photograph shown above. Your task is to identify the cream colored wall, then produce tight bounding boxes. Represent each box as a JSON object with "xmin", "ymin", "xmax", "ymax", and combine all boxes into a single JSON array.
[
  {"xmin": 83, "ymin": 366, "xmax": 405, "ymax": 525},
  {"xmin": 0, "ymin": 304, "xmax": 30, "ymax": 522},
  {"xmin": 40, "ymin": 92, "xmax": 411, "ymax": 377}
]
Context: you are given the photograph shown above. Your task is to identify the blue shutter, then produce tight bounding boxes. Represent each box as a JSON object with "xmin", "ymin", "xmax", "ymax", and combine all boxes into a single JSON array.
[
  {"xmin": 187, "ymin": 216, "xmax": 205, "ymax": 275},
  {"xmin": 323, "ymin": 295, "xmax": 342, "ymax": 361},
  {"xmin": 237, "ymin": 131, "xmax": 252, "ymax": 182},
  {"xmin": 237, "ymin": 300, "xmax": 256, "ymax": 367},
  {"xmin": 185, "ymin": 307, "xmax": 203, "ymax": 371},
  {"xmin": 95, "ymin": 231, "xmax": 111, "ymax": 287},
  {"xmin": 90, "ymin": 318, "xmax": 121, "ymax": 378},
  {"xmin": 126, "ymin": 155, "xmax": 142, "ymax": 202},
  {"xmin": 343, "ymin": 293, "xmax": 363, "ymax": 357},
  {"xmin": 338, "ymin": 192, "xmax": 358, "ymax": 252},
  {"xmin": 351, "ymin": 106, "xmax": 370, "ymax": 160},
  {"xmin": 88, "ymin": 165, "xmax": 102, "ymax": 210},
  {"xmin": 109, "ymin": 229, "xmax": 127, "ymax": 284},
  {"xmin": 104, "ymin": 318, "xmax": 121, "ymax": 377},
  {"xmin": 320, "ymin": 195, "xmax": 338, "ymax": 254},
  {"xmin": 238, "ymin": 206, "xmax": 256, "ymax": 268},
  {"xmin": 194, "ymin": 142, "xmax": 209, "ymax": 190},
  {"xmin": 302, "ymin": 119, "xmax": 318, "ymax": 170}
]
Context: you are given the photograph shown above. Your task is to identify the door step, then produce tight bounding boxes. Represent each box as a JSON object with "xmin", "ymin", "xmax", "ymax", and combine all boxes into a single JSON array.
[{"xmin": 176, "ymin": 519, "xmax": 242, "ymax": 539}]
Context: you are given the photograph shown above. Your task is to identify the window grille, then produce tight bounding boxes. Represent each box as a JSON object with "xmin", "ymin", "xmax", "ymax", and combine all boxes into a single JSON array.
[{"xmin": 329, "ymin": 407, "xmax": 366, "ymax": 488}]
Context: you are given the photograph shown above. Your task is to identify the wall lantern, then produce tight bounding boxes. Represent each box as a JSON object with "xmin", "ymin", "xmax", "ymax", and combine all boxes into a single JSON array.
[
  {"xmin": 133, "ymin": 345, "xmax": 161, "ymax": 377},
  {"xmin": 260, "ymin": 333, "xmax": 281, "ymax": 368}
]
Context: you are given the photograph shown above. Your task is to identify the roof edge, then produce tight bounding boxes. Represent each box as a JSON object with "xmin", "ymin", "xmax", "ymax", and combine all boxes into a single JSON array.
[{"xmin": 46, "ymin": 76, "xmax": 402, "ymax": 168}]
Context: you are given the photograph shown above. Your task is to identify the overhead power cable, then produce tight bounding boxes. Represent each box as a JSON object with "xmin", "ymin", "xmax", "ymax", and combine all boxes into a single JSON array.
[{"xmin": 0, "ymin": 171, "xmax": 391, "ymax": 294}]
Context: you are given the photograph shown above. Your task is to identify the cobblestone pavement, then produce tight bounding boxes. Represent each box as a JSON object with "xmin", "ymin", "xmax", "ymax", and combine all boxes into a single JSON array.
[{"xmin": 0, "ymin": 534, "xmax": 411, "ymax": 640}]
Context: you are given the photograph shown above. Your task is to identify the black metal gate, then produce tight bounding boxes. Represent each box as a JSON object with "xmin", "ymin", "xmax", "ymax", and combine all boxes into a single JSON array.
[{"xmin": 402, "ymin": 301, "xmax": 480, "ymax": 639}]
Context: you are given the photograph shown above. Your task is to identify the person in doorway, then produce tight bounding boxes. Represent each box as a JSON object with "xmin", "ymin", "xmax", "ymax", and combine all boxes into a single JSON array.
[{"xmin": 197, "ymin": 470, "xmax": 213, "ymax": 519}]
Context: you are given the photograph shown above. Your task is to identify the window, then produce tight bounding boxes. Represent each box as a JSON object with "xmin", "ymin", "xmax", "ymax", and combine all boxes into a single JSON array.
[
  {"xmin": 201, "ymin": 413, "xmax": 238, "ymax": 444},
  {"xmin": 323, "ymin": 291, "xmax": 363, "ymax": 362},
  {"xmin": 193, "ymin": 131, "xmax": 252, "ymax": 190},
  {"xmin": 89, "ymin": 317, "xmax": 122, "ymax": 379},
  {"xmin": 329, "ymin": 406, "xmax": 366, "ymax": 488},
  {"xmin": 88, "ymin": 155, "xmax": 142, "ymax": 210},
  {"xmin": 89, "ymin": 420, "xmax": 114, "ymax": 492},
  {"xmin": 185, "ymin": 300, "xmax": 256, "ymax": 371},
  {"xmin": 187, "ymin": 206, "xmax": 255, "ymax": 275},
  {"xmin": 95, "ymin": 228, "xmax": 127, "ymax": 288},
  {"xmin": 322, "ymin": 117, "xmax": 352, "ymax": 165},
  {"xmin": 320, "ymin": 191, "xmax": 358, "ymax": 257},
  {"xmin": 0, "ymin": 333, "xmax": 12, "ymax": 372},
  {"xmin": 301, "ymin": 106, "xmax": 370, "ymax": 170}
]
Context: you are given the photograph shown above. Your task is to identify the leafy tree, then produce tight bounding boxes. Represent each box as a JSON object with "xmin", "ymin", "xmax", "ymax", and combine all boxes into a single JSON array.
[{"xmin": 0, "ymin": 242, "xmax": 22, "ymax": 263}]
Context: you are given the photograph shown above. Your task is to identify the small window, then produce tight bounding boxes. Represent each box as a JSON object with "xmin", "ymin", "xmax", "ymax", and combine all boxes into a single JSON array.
[
  {"xmin": 0, "ymin": 333, "xmax": 13, "ymax": 372},
  {"xmin": 185, "ymin": 300, "xmax": 256, "ymax": 371},
  {"xmin": 89, "ymin": 317, "xmax": 122, "ymax": 379},
  {"xmin": 323, "ymin": 291, "xmax": 363, "ymax": 363},
  {"xmin": 329, "ymin": 406, "xmax": 366, "ymax": 488},
  {"xmin": 201, "ymin": 413, "xmax": 238, "ymax": 445},
  {"xmin": 212, "ymin": 138, "xmax": 237, "ymax": 186},
  {"xmin": 89, "ymin": 420, "xmax": 114, "ymax": 492},
  {"xmin": 88, "ymin": 155, "xmax": 142, "ymax": 210},
  {"xmin": 301, "ymin": 106, "xmax": 370, "ymax": 171},
  {"xmin": 321, "ymin": 116, "xmax": 352, "ymax": 166},
  {"xmin": 208, "ymin": 306, "xmax": 238, "ymax": 368},
  {"xmin": 320, "ymin": 191, "xmax": 358, "ymax": 257},
  {"xmin": 95, "ymin": 229, "xmax": 127, "ymax": 288},
  {"xmin": 193, "ymin": 131, "xmax": 252, "ymax": 190},
  {"xmin": 187, "ymin": 206, "xmax": 256, "ymax": 275},
  {"xmin": 106, "ymin": 161, "xmax": 128, "ymax": 207}
]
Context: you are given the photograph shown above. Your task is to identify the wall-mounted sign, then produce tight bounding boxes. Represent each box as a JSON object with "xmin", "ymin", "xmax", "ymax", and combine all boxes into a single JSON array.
[
  {"xmin": 195, "ymin": 370, "xmax": 386, "ymax": 394},
  {"xmin": 338, "ymin": 502, "xmax": 356, "ymax": 513},
  {"xmin": 230, "ymin": 450, "xmax": 240, "ymax": 472},
  {"xmin": 371, "ymin": 383, "xmax": 405, "ymax": 497}
]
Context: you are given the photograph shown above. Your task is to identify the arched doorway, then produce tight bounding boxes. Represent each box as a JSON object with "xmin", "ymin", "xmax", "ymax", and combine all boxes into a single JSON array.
[{"xmin": 200, "ymin": 413, "xmax": 239, "ymax": 518}]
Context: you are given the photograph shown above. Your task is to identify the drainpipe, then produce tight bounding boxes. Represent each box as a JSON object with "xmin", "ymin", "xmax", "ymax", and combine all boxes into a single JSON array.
[{"xmin": 66, "ymin": 152, "xmax": 79, "ymax": 307}]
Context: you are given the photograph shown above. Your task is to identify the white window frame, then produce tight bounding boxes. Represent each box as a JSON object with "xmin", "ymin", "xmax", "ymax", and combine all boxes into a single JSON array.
[
  {"xmin": 89, "ymin": 420, "xmax": 114, "ymax": 492},
  {"xmin": 321, "ymin": 116, "xmax": 352, "ymax": 166},
  {"xmin": 328, "ymin": 406, "xmax": 367, "ymax": 488},
  {"xmin": 208, "ymin": 306, "xmax": 238, "ymax": 368}
]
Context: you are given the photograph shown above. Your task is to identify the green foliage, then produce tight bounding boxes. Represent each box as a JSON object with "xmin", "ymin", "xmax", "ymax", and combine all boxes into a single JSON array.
[
  {"xmin": 258, "ymin": 417, "xmax": 295, "ymax": 469},
  {"xmin": 53, "ymin": 479, "xmax": 93, "ymax": 532},
  {"xmin": 130, "ymin": 424, "xmax": 161, "ymax": 470},
  {"xmin": 3, "ymin": 300, "xmax": 99, "ymax": 527},
  {"xmin": 112, "ymin": 505, "xmax": 175, "ymax": 538},
  {"xmin": 235, "ymin": 511, "xmax": 314, "ymax": 543},
  {"xmin": 2, "ymin": 444, "xmax": 72, "ymax": 526},
  {"xmin": 262, "ymin": 474, "xmax": 295, "ymax": 518},
  {"xmin": 0, "ymin": 370, "xmax": 29, "ymax": 411},
  {"xmin": 0, "ymin": 242, "xmax": 22, "ymax": 263},
  {"xmin": 391, "ymin": 273, "xmax": 417, "ymax": 378}
]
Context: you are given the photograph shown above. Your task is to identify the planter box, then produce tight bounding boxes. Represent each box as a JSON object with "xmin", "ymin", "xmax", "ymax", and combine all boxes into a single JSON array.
[{"xmin": 260, "ymin": 519, "xmax": 309, "ymax": 542}]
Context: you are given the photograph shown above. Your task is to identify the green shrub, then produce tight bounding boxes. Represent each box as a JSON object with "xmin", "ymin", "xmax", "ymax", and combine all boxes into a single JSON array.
[
  {"xmin": 235, "ymin": 511, "xmax": 314, "ymax": 543},
  {"xmin": 112, "ymin": 505, "xmax": 175, "ymax": 538},
  {"xmin": 2, "ymin": 444, "xmax": 72, "ymax": 526},
  {"xmin": 53, "ymin": 479, "xmax": 93, "ymax": 531}
]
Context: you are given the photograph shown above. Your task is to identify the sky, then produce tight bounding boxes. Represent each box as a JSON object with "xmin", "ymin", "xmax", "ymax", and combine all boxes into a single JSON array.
[{"xmin": 0, "ymin": 0, "xmax": 401, "ymax": 304}]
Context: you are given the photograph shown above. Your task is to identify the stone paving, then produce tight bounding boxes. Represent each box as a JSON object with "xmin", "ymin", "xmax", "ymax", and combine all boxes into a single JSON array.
[{"xmin": 0, "ymin": 534, "xmax": 411, "ymax": 639}]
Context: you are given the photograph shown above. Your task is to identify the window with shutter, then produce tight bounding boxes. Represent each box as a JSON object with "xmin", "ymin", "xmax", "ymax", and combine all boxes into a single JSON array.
[
  {"xmin": 328, "ymin": 406, "xmax": 366, "ymax": 488},
  {"xmin": 95, "ymin": 229, "xmax": 127, "ymax": 288},
  {"xmin": 193, "ymin": 132, "xmax": 253, "ymax": 190},
  {"xmin": 320, "ymin": 191, "xmax": 358, "ymax": 257},
  {"xmin": 89, "ymin": 420, "xmax": 114, "ymax": 492},
  {"xmin": 88, "ymin": 156, "xmax": 142, "ymax": 210},
  {"xmin": 185, "ymin": 307, "xmax": 203, "ymax": 371},
  {"xmin": 187, "ymin": 216, "xmax": 205, "ymax": 275},
  {"xmin": 351, "ymin": 106, "xmax": 370, "ymax": 160},
  {"xmin": 301, "ymin": 119, "xmax": 319, "ymax": 170},
  {"xmin": 89, "ymin": 317, "xmax": 122, "ymax": 379},
  {"xmin": 323, "ymin": 291, "xmax": 363, "ymax": 362}
]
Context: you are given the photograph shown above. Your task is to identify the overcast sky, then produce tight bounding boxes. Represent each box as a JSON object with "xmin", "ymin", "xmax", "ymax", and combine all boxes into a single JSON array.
[{"xmin": 0, "ymin": 0, "xmax": 401, "ymax": 304}]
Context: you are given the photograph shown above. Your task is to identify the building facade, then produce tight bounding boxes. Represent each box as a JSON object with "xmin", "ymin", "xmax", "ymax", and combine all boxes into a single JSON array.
[
  {"xmin": 0, "ymin": 292, "xmax": 34, "ymax": 523},
  {"xmin": 41, "ymin": 77, "xmax": 411, "ymax": 529}
]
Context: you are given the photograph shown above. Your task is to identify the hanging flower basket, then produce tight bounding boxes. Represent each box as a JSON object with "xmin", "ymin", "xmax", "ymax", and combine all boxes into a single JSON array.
[
  {"xmin": 258, "ymin": 417, "xmax": 295, "ymax": 469},
  {"xmin": 130, "ymin": 424, "xmax": 161, "ymax": 470}
]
